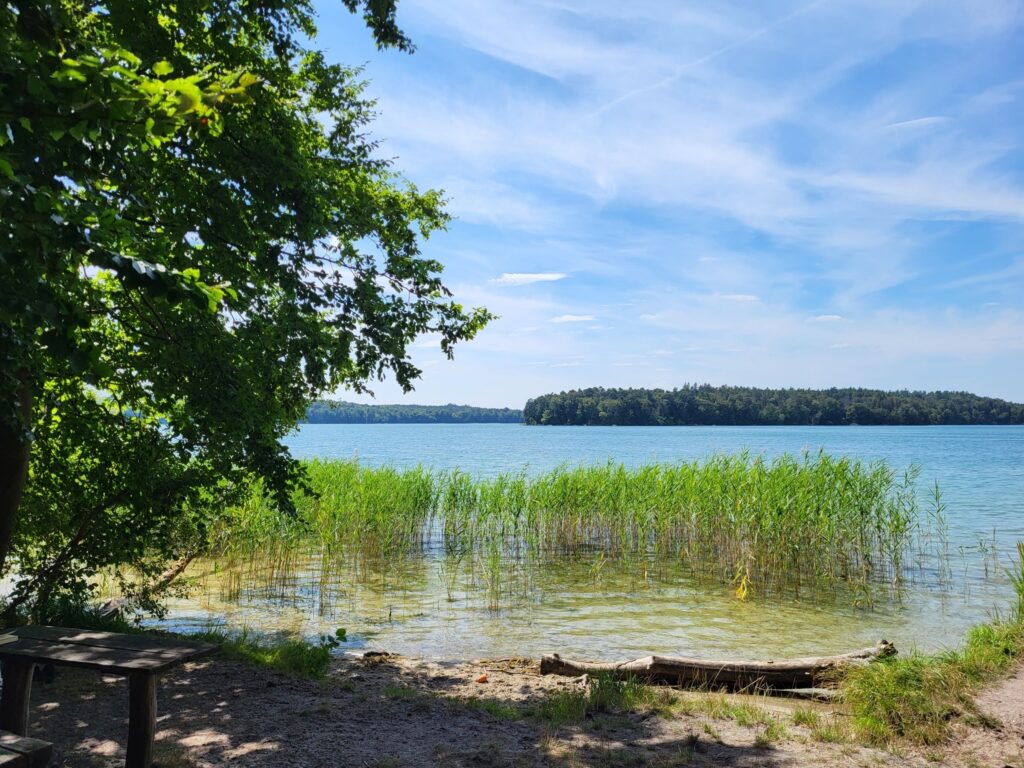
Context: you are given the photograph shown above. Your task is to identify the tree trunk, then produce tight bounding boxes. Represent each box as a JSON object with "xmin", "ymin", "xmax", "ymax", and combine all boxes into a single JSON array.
[
  {"xmin": 0, "ymin": 372, "xmax": 32, "ymax": 578},
  {"xmin": 539, "ymin": 640, "xmax": 896, "ymax": 690}
]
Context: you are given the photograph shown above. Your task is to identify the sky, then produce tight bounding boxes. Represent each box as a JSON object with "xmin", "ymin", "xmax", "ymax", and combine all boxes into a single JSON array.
[{"xmin": 313, "ymin": 0, "xmax": 1024, "ymax": 408}]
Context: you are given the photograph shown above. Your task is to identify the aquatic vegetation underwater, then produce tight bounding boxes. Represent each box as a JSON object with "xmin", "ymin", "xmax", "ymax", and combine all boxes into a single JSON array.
[{"xmin": 211, "ymin": 452, "xmax": 947, "ymax": 606}]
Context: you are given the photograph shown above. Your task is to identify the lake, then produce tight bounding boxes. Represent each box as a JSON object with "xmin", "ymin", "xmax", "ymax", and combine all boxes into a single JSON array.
[{"xmin": 161, "ymin": 424, "xmax": 1024, "ymax": 661}]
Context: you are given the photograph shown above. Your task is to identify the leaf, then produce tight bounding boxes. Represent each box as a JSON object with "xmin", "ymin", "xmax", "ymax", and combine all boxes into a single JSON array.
[
  {"xmin": 54, "ymin": 67, "xmax": 88, "ymax": 83},
  {"xmin": 27, "ymin": 75, "xmax": 54, "ymax": 101},
  {"xmin": 167, "ymin": 79, "xmax": 204, "ymax": 115},
  {"xmin": 153, "ymin": 60, "xmax": 174, "ymax": 76},
  {"xmin": 0, "ymin": 156, "xmax": 14, "ymax": 181}
]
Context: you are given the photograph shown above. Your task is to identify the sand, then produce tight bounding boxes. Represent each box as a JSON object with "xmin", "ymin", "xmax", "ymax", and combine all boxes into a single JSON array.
[{"xmin": 22, "ymin": 654, "xmax": 1024, "ymax": 767}]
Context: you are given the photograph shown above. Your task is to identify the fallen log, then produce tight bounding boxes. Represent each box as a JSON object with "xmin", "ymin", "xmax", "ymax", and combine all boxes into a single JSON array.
[{"xmin": 539, "ymin": 640, "xmax": 895, "ymax": 690}]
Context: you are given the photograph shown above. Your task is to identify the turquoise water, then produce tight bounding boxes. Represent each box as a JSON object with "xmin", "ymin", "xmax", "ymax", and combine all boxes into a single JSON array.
[{"xmin": 161, "ymin": 425, "xmax": 1024, "ymax": 660}]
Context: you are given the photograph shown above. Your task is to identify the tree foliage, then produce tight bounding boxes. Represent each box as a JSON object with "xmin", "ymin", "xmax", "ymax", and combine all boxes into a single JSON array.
[
  {"xmin": 523, "ymin": 386, "xmax": 1024, "ymax": 427},
  {"xmin": 0, "ymin": 0, "xmax": 492, "ymax": 616}
]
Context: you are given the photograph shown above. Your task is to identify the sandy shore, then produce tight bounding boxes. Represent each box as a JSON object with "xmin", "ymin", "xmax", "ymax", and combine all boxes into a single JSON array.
[{"xmin": 23, "ymin": 653, "xmax": 1024, "ymax": 767}]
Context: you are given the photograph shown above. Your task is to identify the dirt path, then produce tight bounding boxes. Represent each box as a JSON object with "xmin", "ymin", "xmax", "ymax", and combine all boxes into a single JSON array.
[
  {"xmin": 947, "ymin": 663, "xmax": 1024, "ymax": 768},
  {"xmin": 22, "ymin": 655, "xmax": 1024, "ymax": 767}
]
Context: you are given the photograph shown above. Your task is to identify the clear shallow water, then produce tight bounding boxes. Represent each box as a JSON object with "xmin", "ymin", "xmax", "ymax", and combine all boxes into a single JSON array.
[{"xmin": 160, "ymin": 424, "xmax": 1024, "ymax": 660}]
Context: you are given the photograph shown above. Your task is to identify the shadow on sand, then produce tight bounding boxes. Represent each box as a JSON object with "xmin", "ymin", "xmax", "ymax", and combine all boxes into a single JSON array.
[{"xmin": 24, "ymin": 654, "xmax": 814, "ymax": 767}]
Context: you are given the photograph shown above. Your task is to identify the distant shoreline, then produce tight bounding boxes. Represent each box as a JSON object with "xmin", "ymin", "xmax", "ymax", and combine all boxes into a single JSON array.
[
  {"xmin": 523, "ymin": 385, "xmax": 1024, "ymax": 427},
  {"xmin": 304, "ymin": 400, "xmax": 522, "ymax": 425},
  {"xmin": 302, "ymin": 386, "xmax": 1024, "ymax": 427},
  {"xmin": 298, "ymin": 421, "xmax": 1024, "ymax": 427}
]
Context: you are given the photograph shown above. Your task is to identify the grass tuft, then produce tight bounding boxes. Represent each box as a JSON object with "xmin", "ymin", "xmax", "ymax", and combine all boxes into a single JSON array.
[
  {"xmin": 531, "ymin": 674, "xmax": 670, "ymax": 726},
  {"xmin": 790, "ymin": 705, "xmax": 822, "ymax": 729},
  {"xmin": 188, "ymin": 627, "xmax": 333, "ymax": 678}
]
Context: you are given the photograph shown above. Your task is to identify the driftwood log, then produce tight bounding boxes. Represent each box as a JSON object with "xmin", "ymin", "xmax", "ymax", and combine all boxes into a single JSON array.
[{"xmin": 539, "ymin": 640, "xmax": 895, "ymax": 690}]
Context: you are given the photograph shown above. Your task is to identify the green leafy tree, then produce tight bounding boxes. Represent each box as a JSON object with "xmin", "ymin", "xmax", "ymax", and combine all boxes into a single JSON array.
[
  {"xmin": 0, "ymin": 0, "xmax": 491, "ymax": 616},
  {"xmin": 523, "ymin": 386, "xmax": 1024, "ymax": 427}
]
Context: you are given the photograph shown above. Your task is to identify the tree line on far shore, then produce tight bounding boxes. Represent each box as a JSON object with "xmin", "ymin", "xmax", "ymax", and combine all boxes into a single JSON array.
[
  {"xmin": 306, "ymin": 401, "xmax": 522, "ymax": 424},
  {"xmin": 522, "ymin": 386, "xmax": 1024, "ymax": 426}
]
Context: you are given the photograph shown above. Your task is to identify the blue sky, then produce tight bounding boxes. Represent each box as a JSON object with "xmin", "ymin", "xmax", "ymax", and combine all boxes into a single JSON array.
[{"xmin": 315, "ymin": 0, "xmax": 1024, "ymax": 408}]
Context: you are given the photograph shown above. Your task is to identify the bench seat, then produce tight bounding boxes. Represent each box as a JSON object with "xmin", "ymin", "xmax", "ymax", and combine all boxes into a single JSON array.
[{"xmin": 0, "ymin": 731, "xmax": 52, "ymax": 768}]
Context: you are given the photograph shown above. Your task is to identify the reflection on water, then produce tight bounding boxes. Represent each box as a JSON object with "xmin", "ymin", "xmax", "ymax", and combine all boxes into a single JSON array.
[{"xmin": 155, "ymin": 542, "xmax": 1010, "ymax": 661}]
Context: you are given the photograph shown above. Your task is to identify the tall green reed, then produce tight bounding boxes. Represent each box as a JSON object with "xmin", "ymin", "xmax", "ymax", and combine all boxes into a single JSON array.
[{"xmin": 217, "ymin": 451, "xmax": 938, "ymax": 602}]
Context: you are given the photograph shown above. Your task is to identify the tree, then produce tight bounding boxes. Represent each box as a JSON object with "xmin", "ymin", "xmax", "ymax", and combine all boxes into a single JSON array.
[
  {"xmin": 521, "ymin": 386, "xmax": 1024, "ymax": 427},
  {"xmin": 0, "ymin": 0, "xmax": 492, "ymax": 616}
]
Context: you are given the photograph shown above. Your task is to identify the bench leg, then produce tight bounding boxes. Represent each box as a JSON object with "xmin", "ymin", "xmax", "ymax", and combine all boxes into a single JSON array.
[
  {"xmin": 125, "ymin": 672, "xmax": 156, "ymax": 768},
  {"xmin": 0, "ymin": 658, "xmax": 34, "ymax": 735}
]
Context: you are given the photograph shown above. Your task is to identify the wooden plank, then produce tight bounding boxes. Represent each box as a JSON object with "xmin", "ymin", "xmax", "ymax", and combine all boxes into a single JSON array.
[
  {"xmin": 0, "ymin": 637, "xmax": 200, "ymax": 673},
  {"xmin": 0, "ymin": 660, "xmax": 34, "ymax": 735},
  {"xmin": 125, "ymin": 673, "xmax": 156, "ymax": 768},
  {"xmin": 12, "ymin": 626, "xmax": 218, "ymax": 658},
  {"xmin": 0, "ymin": 747, "xmax": 27, "ymax": 767},
  {"xmin": 0, "ymin": 733, "xmax": 52, "ymax": 768}
]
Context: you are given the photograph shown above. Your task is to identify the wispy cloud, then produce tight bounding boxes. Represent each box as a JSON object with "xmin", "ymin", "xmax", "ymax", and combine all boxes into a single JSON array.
[
  {"xmin": 491, "ymin": 272, "xmax": 569, "ymax": 286},
  {"xmin": 720, "ymin": 294, "xmax": 760, "ymax": 302},
  {"xmin": 591, "ymin": 0, "xmax": 829, "ymax": 118},
  {"xmin": 550, "ymin": 314, "xmax": 597, "ymax": 323},
  {"xmin": 322, "ymin": 0, "xmax": 1024, "ymax": 405},
  {"xmin": 884, "ymin": 116, "xmax": 949, "ymax": 131}
]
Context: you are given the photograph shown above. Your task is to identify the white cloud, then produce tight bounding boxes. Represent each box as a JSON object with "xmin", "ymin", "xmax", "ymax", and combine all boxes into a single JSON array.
[
  {"xmin": 812, "ymin": 314, "xmax": 844, "ymax": 322},
  {"xmin": 550, "ymin": 314, "xmax": 597, "ymax": 323},
  {"xmin": 491, "ymin": 272, "xmax": 569, "ymax": 286},
  {"xmin": 720, "ymin": 294, "xmax": 760, "ymax": 302}
]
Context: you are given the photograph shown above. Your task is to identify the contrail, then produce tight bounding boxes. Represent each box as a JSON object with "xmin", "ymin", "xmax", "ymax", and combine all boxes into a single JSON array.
[{"xmin": 590, "ymin": 0, "xmax": 829, "ymax": 119}]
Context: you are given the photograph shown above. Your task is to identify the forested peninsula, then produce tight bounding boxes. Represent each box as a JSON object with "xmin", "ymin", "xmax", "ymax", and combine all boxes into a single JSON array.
[
  {"xmin": 523, "ymin": 386, "xmax": 1024, "ymax": 426},
  {"xmin": 306, "ymin": 401, "xmax": 522, "ymax": 424}
]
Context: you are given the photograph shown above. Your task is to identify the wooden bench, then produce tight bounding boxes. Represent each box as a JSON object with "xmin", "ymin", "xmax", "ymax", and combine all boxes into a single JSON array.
[
  {"xmin": 0, "ymin": 625, "xmax": 218, "ymax": 768},
  {"xmin": 0, "ymin": 731, "xmax": 51, "ymax": 768}
]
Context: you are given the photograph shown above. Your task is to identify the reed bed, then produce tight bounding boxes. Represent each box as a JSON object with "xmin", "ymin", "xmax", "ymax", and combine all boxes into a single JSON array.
[{"xmin": 216, "ymin": 452, "xmax": 937, "ymax": 601}]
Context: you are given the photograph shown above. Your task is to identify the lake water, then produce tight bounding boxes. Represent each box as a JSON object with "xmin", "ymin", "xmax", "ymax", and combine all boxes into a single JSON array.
[{"xmin": 161, "ymin": 424, "xmax": 1024, "ymax": 661}]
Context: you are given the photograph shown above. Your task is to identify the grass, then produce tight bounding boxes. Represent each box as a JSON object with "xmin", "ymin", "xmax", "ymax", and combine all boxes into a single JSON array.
[
  {"xmin": 383, "ymin": 684, "xmax": 420, "ymax": 699},
  {"xmin": 790, "ymin": 705, "xmax": 822, "ymax": 729},
  {"xmin": 811, "ymin": 719, "xmax": 848, "ymax": 743},
  {"xmin": 840, "ymin": 541, "xmax": 1024, "ymax": 746},
  {"xmin": 753, "ymin": 718, "xmax": 787, "ymax": 749},
  {"xmin": 220, "ymin": 451, "xmax": 939, "ymax": 602},
  {"xmin": 460, "ymin": 696, "xmax": 522, "ymax": 721},
  {"xmin": 189, "ymin": 627, "xmax": 333, "ymax": 678},
  {"xmin": 530, "ymin": 674, "xmax": 670, "ymax": 726},
  {"xmin": 528, "ymin": 673, "xmax": 794, "ymax": 752}
]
